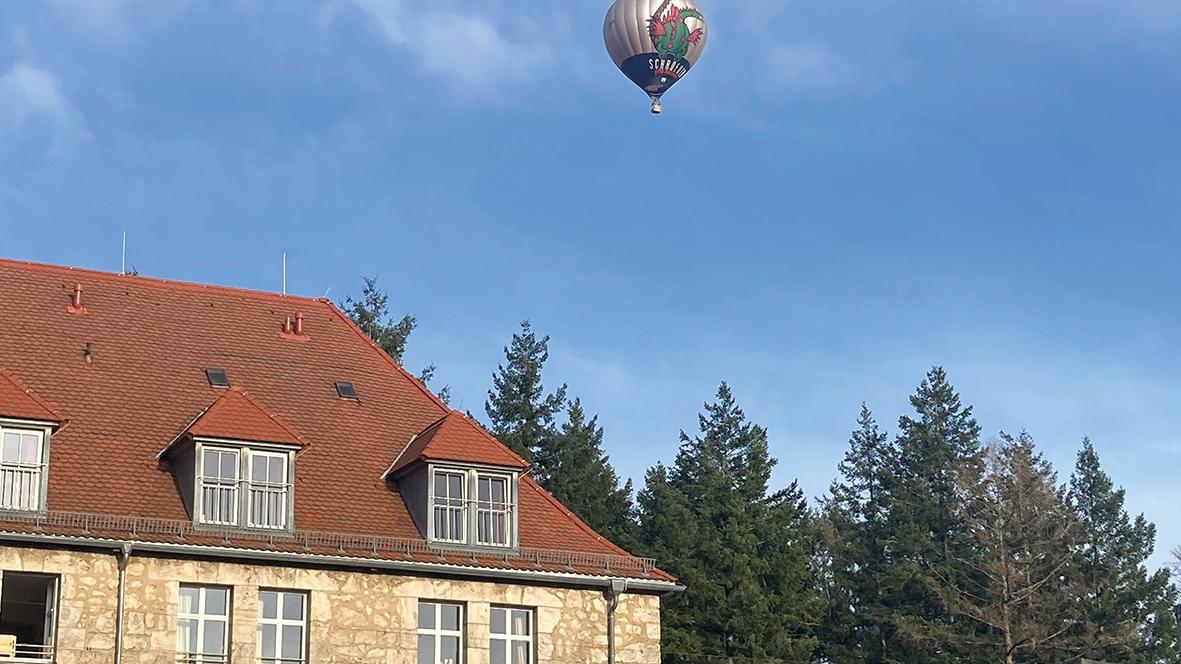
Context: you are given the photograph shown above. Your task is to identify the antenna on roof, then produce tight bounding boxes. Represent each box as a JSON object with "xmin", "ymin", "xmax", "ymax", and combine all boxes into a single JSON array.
[
  {"xmin": 282, "ymin": 252, "xmax": 287, "ymax": 295},
  {"xmin": 121, "ymin": 231, "xmax": 127, "ymax": 275}
]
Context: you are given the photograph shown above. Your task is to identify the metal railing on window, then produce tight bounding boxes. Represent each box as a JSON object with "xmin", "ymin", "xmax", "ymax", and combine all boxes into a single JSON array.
[
  {"xmin": 7, "ymin": 642, "xmax": 54, "ymax": 663},
  {"xmin": 257, "ymin": 658, "xmax": 307, "ymax": 664},
  {"xmin": 199, "ymin": 479, "xmax": 238, "ymax": 526},
  {"xmin": 0, "ymin": 463, "xmax": 44, "ymax": 512},
  {"xmin": 175, "ymin": 653, "xmax": 229, "ymax": 664},
  {"xmin": 247, "ymin": 482, "xmax": 289, "ymax": 530}
]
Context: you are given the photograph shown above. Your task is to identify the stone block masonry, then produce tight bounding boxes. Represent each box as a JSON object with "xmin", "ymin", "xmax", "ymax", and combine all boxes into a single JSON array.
[{"xmin": 0, "ymin": 544, "xmax": 662, "ymax": 664}]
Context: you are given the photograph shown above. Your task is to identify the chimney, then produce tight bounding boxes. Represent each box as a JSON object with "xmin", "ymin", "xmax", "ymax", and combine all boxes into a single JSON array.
[
  {"xmin": 282, "ymin": 316, "xmax": 293, "ymax": 335},
  {"xmin": 294, "ymin": 312, "xmax": 305, "ymax": 337},
  {"xmin": 68, "ymin": 283, "xmax": 87, "ymax": 315}
]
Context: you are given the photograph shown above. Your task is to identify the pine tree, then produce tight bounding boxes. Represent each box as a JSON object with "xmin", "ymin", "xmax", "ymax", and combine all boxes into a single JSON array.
[
  {"xmin": 820, "ymin": 404, "xmax": 896, "ymax": 664},
  {"xmin": 882, "ymin": 367, "xmax": 986, "ymax": 663},
  {"xmin": 484, "ymin": 321, "xmax": 567, "ymax": 468},
  {"xmin": 546, "ymin": 399, "xmax": 638, "ymax": 550},
  {"xmin": 939, "ymin": 432, "xmax": 1082, "ymax": 664},
  {"xmin": 342, "ymin": 276, "xmax": 417, "ymax": 362},
  {"xmin": 1069, "ymin": 438, "xmax": 1178, "ymax": 663},
  {"xmin": 641, "ymin": 383, "xmax": 823, "ymax": 663}
]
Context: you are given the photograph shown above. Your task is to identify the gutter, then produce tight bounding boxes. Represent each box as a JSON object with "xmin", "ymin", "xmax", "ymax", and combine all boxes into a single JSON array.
[
  {"xmin": 113, "ymin": 543, "xmax": 132, "ymax": 664},
  {"xmin": 606, "ymin": 578, "xmax": 628, "ymax": 664},
  {"xmin": 0, "ymin": 531, "xmax": 684, "ymax": 595}
]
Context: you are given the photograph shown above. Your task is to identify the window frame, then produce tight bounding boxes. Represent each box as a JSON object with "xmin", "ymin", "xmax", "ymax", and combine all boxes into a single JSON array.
[
  {"xmin": 257, "ymin": 589, "xmax": 309, "ymax": 664},
  {"xmin": 417, "ymin": 601, "xmax": 465, "ymax": 664},
  {"xmin": 0, "ymin": 570, "xmax": 60, "ymax": 661},
  {"xmin": 426, "ymin": 465, "xmax": 518, "ymax": 550},
  {"xmin": 489, "ymin": 606, "xmax": 534, "ymax": 664},
  {"xmin": 176, "ymin": 584, "xmax": 232, "ymax": 664},
  {"xmin": 0, "ymin": 420, "xmax": 53, "ymax": 515},
  {"xmin": 193, "ymin": 439, "xmax": 295, "ymax": 533}
]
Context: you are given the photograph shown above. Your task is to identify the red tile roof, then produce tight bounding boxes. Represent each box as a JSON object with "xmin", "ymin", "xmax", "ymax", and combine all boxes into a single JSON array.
[
  {"xmin": 0, "ymin": 258, "xmax": 667, "ymax": 582},
  {"xmin": 388, "ymin": 411, "xmax": 529, "ymax": 477},
  {"xmin": 184, "ymin": 388, "xmax": 305, "ymax": 448},
  {"xmin": 0, "ymin": 368, "xmax": 62, "ymax": 423}
]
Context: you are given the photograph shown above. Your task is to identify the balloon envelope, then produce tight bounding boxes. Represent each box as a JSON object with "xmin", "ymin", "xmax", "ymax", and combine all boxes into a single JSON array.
[{"xmin": 603, "ymin": 0, "xmax": 709, "ymax": 110}]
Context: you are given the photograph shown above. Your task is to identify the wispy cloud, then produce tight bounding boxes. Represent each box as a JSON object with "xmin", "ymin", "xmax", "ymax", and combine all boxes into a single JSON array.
[
  {"xmin": 339, "ymin": 0, "xmax": 557, "ymax": 100},
  {"xmin": 0, "ymin": 62, "xmax": 92, "ymax": 156},
  {"xmin": 46, "ymin": 0, "xmax": 190, "ymax": 45}
]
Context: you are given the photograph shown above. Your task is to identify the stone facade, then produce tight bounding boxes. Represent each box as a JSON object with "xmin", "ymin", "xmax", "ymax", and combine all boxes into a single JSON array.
[{"xmin": 0, "ymin": 544, "xmax": 662, "ymax": 664}]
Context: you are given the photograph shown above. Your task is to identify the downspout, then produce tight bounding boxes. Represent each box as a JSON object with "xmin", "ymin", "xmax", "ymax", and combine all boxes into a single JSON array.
[
  {"xmin": 114, "ymin": 543, "xmax": 132, "ymax": 664},
  {"xmin": 605, "ymin": 579, "xmax": 628, "ymax": 664}
]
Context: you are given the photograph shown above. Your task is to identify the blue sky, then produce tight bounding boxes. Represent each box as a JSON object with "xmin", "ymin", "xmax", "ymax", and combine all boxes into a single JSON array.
[{"xmin": 3, "ymin": 1, "xmax": 1181, "ymax": 568}]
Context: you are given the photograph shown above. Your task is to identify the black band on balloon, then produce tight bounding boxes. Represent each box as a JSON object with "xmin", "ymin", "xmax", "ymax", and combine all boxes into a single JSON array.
[{"xmin": 621, "ymin": 53, "xmax": 692, "ymax": 98}]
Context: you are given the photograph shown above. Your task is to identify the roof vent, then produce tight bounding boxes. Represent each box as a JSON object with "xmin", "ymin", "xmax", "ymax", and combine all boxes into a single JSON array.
[
  {"xmin": 205, "ymin": 368, "xmax": 230, "ymax": 389},
  {"xmin": 335, "ymin": 381, "xmax": 358, "ymax": 400},
  {"xmin": 67, "ymin": 283, "xmax": 87, "ymax": 315}
]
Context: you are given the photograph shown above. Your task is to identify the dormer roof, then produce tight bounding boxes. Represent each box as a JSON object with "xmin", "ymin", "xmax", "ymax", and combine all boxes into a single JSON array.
[
  {"xmin": 387, "ymin": 411, "xmax": 529, "ymax": 478},
  {"xmin": 186, "ymin": 387, "xmax": 305, "ymax": 447},
  {"xmin": 0, "ymin": 369, "xmax": 61, "ymax": 424}
]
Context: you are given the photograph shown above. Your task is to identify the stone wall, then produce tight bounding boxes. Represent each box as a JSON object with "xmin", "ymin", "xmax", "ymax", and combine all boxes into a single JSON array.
[{"xmin": 0, "ymin": 544, "xmax": 662, "ymax": 664}]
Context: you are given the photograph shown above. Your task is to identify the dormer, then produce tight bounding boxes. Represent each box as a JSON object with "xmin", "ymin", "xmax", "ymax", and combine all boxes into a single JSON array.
[
  {"xmin": 386, "ymin": 412, "xmax": 530, "ymax": 550},
  {"xmin": 0, "ymin": 370, "xmax": 62, "ymax": 515},
  {"xmin": 162, "ymin": 388, "xmax": 306, "ymax": 533}
]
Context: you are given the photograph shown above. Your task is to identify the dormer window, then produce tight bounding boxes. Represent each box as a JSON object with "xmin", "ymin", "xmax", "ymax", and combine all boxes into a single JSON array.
[
  {"xmin": 196, "ymin": 443, "xmax": 293, "ymax": 531},
  {"xmin": 0, "ymin": 426, "xmax": 48, "ymax": 513},
  {"xmin": 428, "ymin": 466, "xmax": 517, "ymax": 548}
]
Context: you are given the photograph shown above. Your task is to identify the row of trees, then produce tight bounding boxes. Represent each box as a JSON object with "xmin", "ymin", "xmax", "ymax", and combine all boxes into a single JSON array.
[{"xmin": 346, "ymin": 278, "xmax": 1178, "ymax": 664}]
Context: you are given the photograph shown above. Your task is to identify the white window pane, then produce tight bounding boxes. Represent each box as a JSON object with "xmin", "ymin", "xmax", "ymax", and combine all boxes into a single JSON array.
[
  {"xmin": 511, "ymin": 640, "xmax": 530, "ymax": 664},
  {"xmin": 418, "ymin": 603, "xmax": 435, "ymax": 630},
  {"xmin": 448, "ymin": 474, "xmax": 463, "ymax": 497},
  {"xmin": 260, "ymin": 623, "xmax": 277, "ymax": 658},
  {"xmin": 269, "ymin": 458, "xmax": 285, "ymax": 483},
  {"xmin": 179, "ymin": 587, "xmax": 200, "ymax": 614},
  {"xmin": 440, "ymin": 604, "xmax": 460, "ymax": 631},
  {"xmin": 434, "ymin": 473, "xmax": 447, "ymax": 497},
  {"xmin": 252, "ymin": 456, "xmax": 268, "ymax": 482},
  {"xmin": 441, "ymin": 635, "xmax": 460, "ymax": 664},
  {"xmin": 492, "ymin": 479, "xmax": 505, "ymax": 503},
  {"xmin": 178, "ymin": 618, "xmax": 198, "ymax": 652},
  {"xmin": 220, "ymin": 452, "xmax": 237, "ymax": 478},
  {"xmin": 19, "ymin": 434, "xmax": 39, "ymax": 464},
  {"xmin": 261, "ymin": 591, "xmax": 278, "ymax": 620},
  {"xmin": 203, "ymin": 620, "xmax": 226, "ymax": 655},
  {"xmin": 490, "ymin": 608, "xmax": 506, "ymax": 635},
  {"xmin": 282, "ymin": 593, "xmax": 304, "ymax": 621},
  {"xmin": 417, "ymin": 634, "xmax": 435, "ymax": 664},
  {"xmin": 478, "ymin": 478, "xmax": 490, "ymax": 501},
  {"xmin": 2, "ymin": 434, "xmax": 19, "ymax": 463},
  {"xmin": 206, "ymin": 588, "xmax": 228, "ymax": 616},
  {"xmin": 511, "ymin": 610, "xmax": 530, "ymax": 636},
  {"xmin": 491, "ymin": 640, "xmax": 507, "ymax": 664},
  {"xmin": 281, "ymin": 624, "xmax": 303, "ymax": 659}
]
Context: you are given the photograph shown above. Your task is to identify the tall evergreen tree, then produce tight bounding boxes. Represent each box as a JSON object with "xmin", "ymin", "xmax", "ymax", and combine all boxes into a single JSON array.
[
  {"xmin": 1069, "ymin": 438, "xmax": 1178, "ymax": 663},
  {"xmin": 342, "ymin": 276, "xmax": 417, "ymax": 362},
  {"xmin": 939, "ymin": 432, "xmax": 1082, "ymax": 664},
  {"xmin": 640, "ymin": 383, "xmax": 823, "ymax": 663},
  {"xmin": 881, "ymin": 367, "xmax": 986, "ymax": 663},
  {"xmin": 484, "ymin": 321, "xmax": 567, "ymax": 469},
  {"xmin": 547, "ymin": 399, "xmax": 638, "ymax": 550},
  {"xmin": 820, "ymin": 404, "xmax": 896, "ymax": 664}
]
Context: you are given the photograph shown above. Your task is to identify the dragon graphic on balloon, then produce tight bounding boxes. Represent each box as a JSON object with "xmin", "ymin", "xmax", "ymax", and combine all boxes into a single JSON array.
[{"xmin": 604, "ymin": 0, "xmax": 709, "ymax": 114}]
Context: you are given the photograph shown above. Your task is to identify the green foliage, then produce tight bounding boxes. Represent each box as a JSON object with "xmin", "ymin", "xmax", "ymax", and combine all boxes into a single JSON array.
[
  {"xmin": 641, "ymin": 383, "xmax": 824, "ymax": 664},
  {"xmin": 546, "ymin": 399, "xmax": 638, "ymax": 550},
  {"xmin": 342, "ymin": 276, "xmax": 417, "ymax": 363},
  {"xmin": 484, "ymin": 321, "xmax": 567, "ymax": 466},
  {"xmin": 1068, "ymin": 439, "xmax": 1179, "ymax": 663}
]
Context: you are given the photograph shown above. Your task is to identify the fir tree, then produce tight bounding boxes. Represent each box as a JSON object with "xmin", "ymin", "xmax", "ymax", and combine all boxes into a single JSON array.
[
  {"xmin": 1069, "ymin": 438, "xmax": 1178, "ymax": 663},
  {"xmin": 820, "ymin": 404, "xmax": 896, "ymax": 664},
  {"xmin": 484, "ymin": 321, "xmax": 567, "ymax": 468},
  {"xmin": 342, "ymin": 276, "xmax": 417, "ymax": 362},
  {"xmin": 882, "ymin": 367, "xmax": 986, "ymax": 663},
  {"xmin": 546, "ymin": 399, "xmax": 638, "ymax": 550}
]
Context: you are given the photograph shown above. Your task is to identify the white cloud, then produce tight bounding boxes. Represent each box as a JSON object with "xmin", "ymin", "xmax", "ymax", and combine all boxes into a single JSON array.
[
  {"xmin": 0, "ymin": 62, "xmax": 92, "ymax": 156},
  {"xmin": 341, "ymin": 0, "xmax": 554, "ymax": 99}
]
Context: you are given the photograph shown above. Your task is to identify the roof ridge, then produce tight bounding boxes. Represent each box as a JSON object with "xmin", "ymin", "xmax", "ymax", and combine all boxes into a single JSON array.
[
  {"xmin": 0, "ymin": 368, "xmax": 63, "ymax": 421},
  {"xmin": 450, "ymin": 411, "xmax": 529, "ymax": 469},
  {"xmin": 0, "ymin": 257, "xmax": 322, "ymax": 305},
  {"xmin": 520, "ymin": 476, "xmax": 635, "ymax": 559},
  {"xmin": 386, "ymin": 412, "xmax": 451, "ymax": 476}
]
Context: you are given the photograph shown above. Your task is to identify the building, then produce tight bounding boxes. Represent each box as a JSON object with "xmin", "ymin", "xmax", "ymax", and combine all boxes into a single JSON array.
[{"xmin": 0, "ymin": 258, "xmax": 678, "ymax": 664}]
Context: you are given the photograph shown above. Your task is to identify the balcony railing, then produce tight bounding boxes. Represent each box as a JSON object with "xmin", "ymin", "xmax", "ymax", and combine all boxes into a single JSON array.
[
  {"xmin": 0, "ymin": 464, "xmax": 43, "ymax": 512},
  {"xmin": 0, "ymin": 509, "xmax": 659, "ymax": 576},
  {"xmin": 175, "ymin": 653, "xmax": 228, "ymax": 664},
  {"xmin": 4, "ymin": 642, "xmax": 54, "ymax": 663}
]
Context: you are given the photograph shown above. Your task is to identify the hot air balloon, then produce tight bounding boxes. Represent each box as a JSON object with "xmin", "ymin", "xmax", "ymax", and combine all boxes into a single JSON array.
[{"xmin": 603, "ymin": 0, "xmax": 709, "ymax": 114}]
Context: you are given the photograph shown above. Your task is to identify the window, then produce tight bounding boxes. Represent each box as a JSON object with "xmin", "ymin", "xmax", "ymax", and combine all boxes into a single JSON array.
[
  {"xmin": 417, "ymin": 602, "xmax": 463, "ymax": 664},
  {"xmin": 0, "ymin": 572, "xmax": 58, "ymax": 663},
  {"xmin": 196, "ymin": 445, "xmax": 292, "ymax": 531},
  {"xmin": 177, "ymin": 585, "xmax": 230, "ymax": 664},
  {"xmin": 490, "ymin": 608, "xmax": 533, "ymax": 664},
  {"xmin": 431, "ymin": 471, "xmax": 466, "ymax": 543},
  {"xmin": 428, "ymin": 467, "xmax": 516, "ymax": 548},
  {"xmin": 258, "ymin": 590, "xmax": 307, "ymax": 664},
  {"xmin": 476, "ymin": 476, "xmax": 510, "ymax": 546},
  {"xmin": 248, "ymin": 452, "xmax": 290, "ymax": 530},
  {"xmin": 0, "ymin": 427, "xmax": 46, "ymax": 512}
]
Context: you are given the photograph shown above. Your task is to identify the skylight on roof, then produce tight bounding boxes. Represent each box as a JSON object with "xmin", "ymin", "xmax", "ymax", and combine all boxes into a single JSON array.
[
  {"xmin": 206, "ymin": 368, "xmax": 230, "ymax": 389},
  {"xmin": 335, "ymin": 381, "xmax": 358, "ymax": 400}
]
